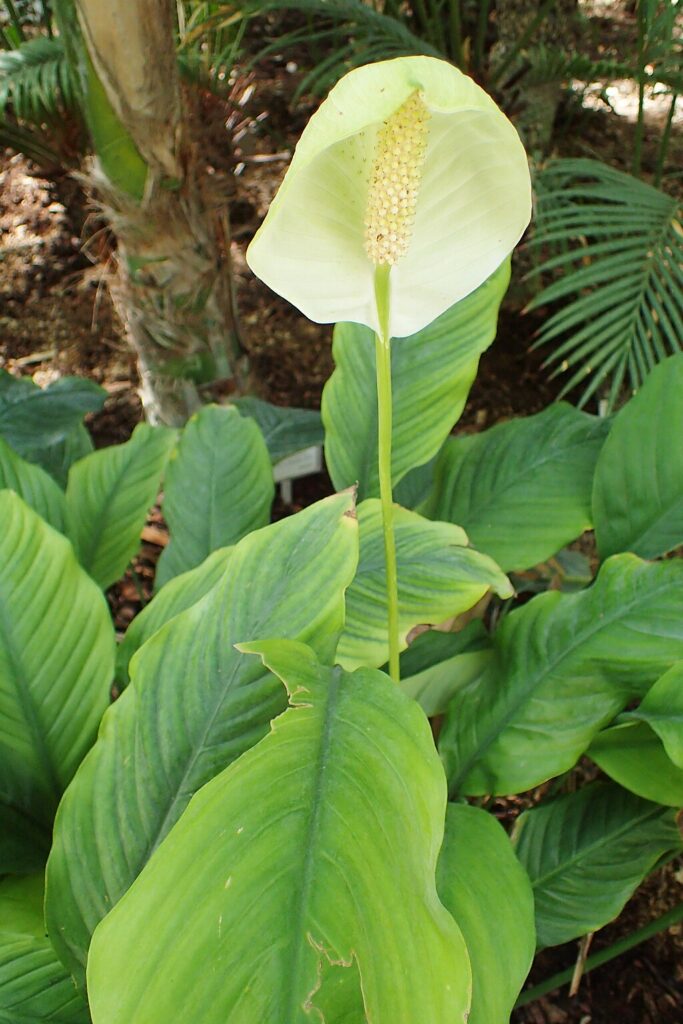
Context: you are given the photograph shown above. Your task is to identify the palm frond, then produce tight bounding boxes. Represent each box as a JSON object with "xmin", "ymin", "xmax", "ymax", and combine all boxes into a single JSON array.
[
  {"xmin": 0, "ymin": 35, "xmax": 78, "ymax": 124},
  {"xmin": 518, "ymin": 44, "xmax": 683, "ymax": 94},
  {"xmin": 528, "ymin": 158, "xmax": 683, "ymax": 410},
  {"xmin": 0, "ymin": 116, "xmax": 61, "ymax": 163},
  {"xmin": 181, "ymin": 0, "xmax": 441, "ymax": 98},
  {"xmin": 177, "ymin": 1, "xmax": 247, "ymax": 94}
]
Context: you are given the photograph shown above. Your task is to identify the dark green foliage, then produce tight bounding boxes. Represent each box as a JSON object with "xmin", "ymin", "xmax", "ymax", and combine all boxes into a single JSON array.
[
  {"xmin": 0, "ymin": 371, "xmax": 105, "ymax": 486},
  {"xmin": 528, "ymin": 159, "xmax": 683, "ymax": 409},
  {"xmin": 0, "ymin": 35, "xmax": 78, "ymax": 122}
]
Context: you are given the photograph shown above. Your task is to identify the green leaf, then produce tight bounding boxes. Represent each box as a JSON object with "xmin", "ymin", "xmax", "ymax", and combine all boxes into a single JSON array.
[
  {"xmin": 232, "ymin": 397, "xmax": 324, "ymax": 463},
  {"xmin": 589, "ymin": 721, "xmax": 683, "ymax": 808},
  {"xmin": 0, "ymin": 492, "xmax": 114, "ymax": 825},
  {"xmin": 437, "ymin": 804, "xmax": 535, "ymax": 1024},
  {"xmin": 46, "ymin": 492, "xmax": 358, "ymax": 988},
  {"xmin": 399, "ymin": 623, "xmax": 493, "ymax": 717},
  {"xmin": 593, "ymin": 354, "xmax": 683, "ymax": 560},
  {"xmin": 0, "ymin": 804, "xmax": 51, "ymax": 875},
  {"xmin": 513, "ymin": 783, "xmax": 682, "ymax": 948},
  {"xmin": 424, "ymin": 403, "xmax": 609, "ymax": 572},
  {"xmin": 338, "ymin": 499, "xmax": 511, "ymax": 670},
  {"xmin": 0, "ymin": 874, "xmax": 89, "ymax": 1024},
  {"xmin": 589, "ymin": 661, "xmax": 683, "ymax": 806},
  {"xmin": 156, "ymin": 405, "xmax": 274, "ymax": 588},
  {"xmin": 440, "ymin": 554, "xmax": 683, "ymax": 797},
  {"xmin": 87, "ymin": 639, "xmax": 471, "ymax": 1024},
  {"xmin": 0, "ymin": 437, "xmax": 67, "ymax": 532},
  {"xmin": 623, "ymin": 661, "xmax": 683, "ymax": 766},
  {"xmin": 394, "ymin": 457, "xmax": 437, "ymax": 510},
  {"xmin": 115, "ymin": 548, "xmax": 233, "ymax": 686},
  {"xmin": 66, "ymin": 423, "xmax": 176, "ymax": 590},
  {"xmin": 0, "ymin": 371, "xmax": 105, "ymax": 483},
  {"xmin": 312, "ymin": 959, "xmax": 365, "ymax": 1024},
  {"xmin": 40, "ymin": 424, "xmax": 94, "ymax": 490},
  {"xmin": 323, "ymin": 261, "xmax": 509, "ymax": 499}
]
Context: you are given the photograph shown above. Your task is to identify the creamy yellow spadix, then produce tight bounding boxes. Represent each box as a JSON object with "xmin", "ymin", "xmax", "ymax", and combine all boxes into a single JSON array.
[
  {"xmin": 364, "ymin": 92, "xmax": 430, "ymax": 267},
  {"xmin": 247, "ymin": 56, "xmax": 531, "ymax": 338}
]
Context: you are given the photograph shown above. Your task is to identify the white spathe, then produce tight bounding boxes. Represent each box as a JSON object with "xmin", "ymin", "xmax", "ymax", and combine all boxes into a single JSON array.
[{"xmin": 247, "ymin": 56, "xmax": 532, "ymax": 338}]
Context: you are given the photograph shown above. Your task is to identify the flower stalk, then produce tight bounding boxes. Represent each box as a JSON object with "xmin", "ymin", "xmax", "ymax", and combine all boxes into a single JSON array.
[{"xmin": 374, "ymin": 263, "xmax": 400, "ymax": 683}]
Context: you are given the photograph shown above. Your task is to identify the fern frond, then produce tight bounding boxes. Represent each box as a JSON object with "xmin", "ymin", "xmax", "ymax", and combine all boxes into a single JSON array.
[
  {"xmin": 0, "ymin": 35, "xmax": 79, "ymax": 124},
  {"xmin": 528, "ymin": 158, "xmax": 683, "ymax": 410}
]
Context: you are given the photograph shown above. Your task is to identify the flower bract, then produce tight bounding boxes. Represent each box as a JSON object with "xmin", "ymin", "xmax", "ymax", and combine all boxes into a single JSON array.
[{"xmin": 247, "ymin": 56, "xmax": 532, "ymax": 338}]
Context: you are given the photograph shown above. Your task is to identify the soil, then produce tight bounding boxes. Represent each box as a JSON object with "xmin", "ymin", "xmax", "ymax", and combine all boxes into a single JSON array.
[{"xmin": 1, "ymin": 1, "xmax": 682, "ymax": 1021}]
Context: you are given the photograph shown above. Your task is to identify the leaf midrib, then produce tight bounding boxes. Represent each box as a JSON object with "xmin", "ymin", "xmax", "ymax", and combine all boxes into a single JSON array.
[
  {"xmin": 72, "ymin": 447, "xmax": 137, "ymax": 576},
  {"xmin": 449, "ymin": 566, "xmax": 678, "ymax": 792},
  {"xmin": 622, "ymin": 492, "xmax": 683, "ymax": 557},
  {"xmin": 282, "ymin": 670, "xmax": 342, "ymax": 1019},
  {"xmin": 0, "ymin": 591, "xmax": 61, "ymax": 811},
  {"xmin": 147, "ymin": 525, "xmax": 316, "ymax": 855},
  {"xmin": 447, "ymin": 424, "xmax": 602, "ymax": 523},
  {"xmin": 530, "ymin": 804, "xmax": 664, "ymax": 890}
]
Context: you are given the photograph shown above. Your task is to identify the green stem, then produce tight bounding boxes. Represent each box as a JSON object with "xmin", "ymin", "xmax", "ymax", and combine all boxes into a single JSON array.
[
  {"xmin": 473, "ymin": 0, "xmax": 491, "ymax": 76},
  {"xmin": 3, "ymin": 0, "xmax": 25, "ymax": 41},
  {"xmin": 448, "ymin": 0, "xmax": 463, "ymax": 68},
  {"xmin": 633, "ymin": 0, "xmax": 648, "ymax": 177},
  {"xmin": 654, "ymin": 92, "xmax": 678, "ymax": 188},
  {"xmin": 515, "ymin": 901, "xmax": 683, "ymax": 1008},
  {"xmin": 374, "ymin": 264, "xmax": 400, "ymax": 684}
]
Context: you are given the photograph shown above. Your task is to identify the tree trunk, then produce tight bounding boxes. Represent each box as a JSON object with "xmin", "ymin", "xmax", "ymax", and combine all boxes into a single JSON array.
[{"xmin": 73, "ymin": 0, "xmax": 248, "ymax": 425}]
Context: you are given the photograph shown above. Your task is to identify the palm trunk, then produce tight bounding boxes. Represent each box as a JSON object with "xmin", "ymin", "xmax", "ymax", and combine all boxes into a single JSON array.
[{"xmin": 72, "ymin": 0, "xmax": 248, "ymax": 425}]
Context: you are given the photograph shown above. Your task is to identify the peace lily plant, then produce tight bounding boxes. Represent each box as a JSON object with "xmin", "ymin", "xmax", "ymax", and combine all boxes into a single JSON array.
[
  {"xmin": 248, "ymin": 55, "xmax": 531, "ymax": 679},
  {"xmin": 6, "ymin": 50, "xmax": 682, "ymax": 1024}
]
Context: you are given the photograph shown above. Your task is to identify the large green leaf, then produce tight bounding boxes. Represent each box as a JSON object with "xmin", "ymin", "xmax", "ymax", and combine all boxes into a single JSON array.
[
  {"xmin": 66, "ymin": 423, "xmax": 176, "ymax": 590},
  {"xmin": 338, "ymin": 499, "xmax": 511, "ymax": 670},
  {"xmin": 437, "ymin": 804, "xmax": 535, "ymax": 1024},
  {"xmin": 322, "ymin": 261, "xmax": 509, "ymax": 500},
  {"xmin": 46, "ymin": 492, "xmax": 358, "ymax": 988},
  {"xmin": 87, "ymin": 639, "xmax": 471, "ymax": 1024},
  {"xmin": 589, "ymin": 661, "xmax": 683, "ymax": 806},
  {"xmin": 0, "ymin": 492, "xmax": 114, "ymax": 826},
  {"xmin": 232, "ymin": 397, "xmax": 324, "ymax": 464},
  {"xmin": 589, "ymin": 722, "xmax": 683, "ymax": 808},
  {"xmin": 513, "ymin": 783, "xmax": 682, "ymax": 948},
  {"xmin": 0, "ymin": 371, "xmax": 105, "ymax": 485},
  {"xmin": 0, "ymin": 437, "xmax": 67, "ymax": 532},
  {"xmin": 115, "ymin": 547, "xmax": 233, "ymax": 686},
  {"xmin": 440, "ymin": 554, "xmax": 683, "ymax": 797},
  {"xmin": 623, "ymin": 660, "xmax": 683, "ymax": 766},
  {"xmin": 0, "ymin": 875, "xmax": 89, "ymax": 1024},
  {"xmin": 593, "ymin": 354, "xmax": 683, "ymax": 560},
  {"xmin": 40, "ymin": 425, "xmax": 95, "ymax": 492},
  {"xmin": 399, "ymin": 622, "xmax": 492, "ymax": 717},
  {"xmin": 156, "ymin": 405, "xmax": 274, "ymax": 588},
  {"xmin": 424, "ymin": 403, "xmax": 609, "ymax": 572}
]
